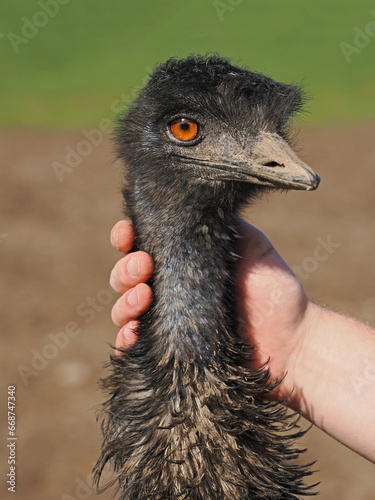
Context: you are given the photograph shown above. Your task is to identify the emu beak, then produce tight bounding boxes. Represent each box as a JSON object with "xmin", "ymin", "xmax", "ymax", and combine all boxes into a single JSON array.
[{"xmin": 232, "ymin": 132, "xmax": 320, "ymax": 191}]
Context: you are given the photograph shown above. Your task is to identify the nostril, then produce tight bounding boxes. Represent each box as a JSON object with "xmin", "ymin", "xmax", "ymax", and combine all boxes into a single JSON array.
[{"xmin": 263, "ymin": 161, "xmax": 284, "ymax": 168}]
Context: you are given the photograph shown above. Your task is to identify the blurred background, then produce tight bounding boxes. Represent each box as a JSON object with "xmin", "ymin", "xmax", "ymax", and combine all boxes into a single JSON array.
[{"xmin": 1, "ymin": 1, "xmax": 374, "ymax": 498}]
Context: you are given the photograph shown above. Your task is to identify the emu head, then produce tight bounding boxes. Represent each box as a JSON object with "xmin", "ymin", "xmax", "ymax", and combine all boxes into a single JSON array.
[{"xmin": 116, "ymin": 55, "xmax": 320, "ymax": 209}]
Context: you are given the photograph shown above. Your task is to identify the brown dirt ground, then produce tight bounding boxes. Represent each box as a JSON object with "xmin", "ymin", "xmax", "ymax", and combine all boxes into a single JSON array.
[{"xmin": 1, "ymin": 123, "xmax": 375, "ymax": 499}]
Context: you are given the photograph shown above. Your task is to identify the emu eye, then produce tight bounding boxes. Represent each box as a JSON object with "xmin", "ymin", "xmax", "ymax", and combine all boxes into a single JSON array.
[{"xmin": 169, "ymin": 118, "xmax": 199, "ymax": 142}]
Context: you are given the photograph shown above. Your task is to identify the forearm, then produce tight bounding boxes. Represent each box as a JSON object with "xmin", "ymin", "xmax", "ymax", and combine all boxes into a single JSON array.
[{"xmin": 285, "ymin": 302, "xmax": 375, "ymax": 462}]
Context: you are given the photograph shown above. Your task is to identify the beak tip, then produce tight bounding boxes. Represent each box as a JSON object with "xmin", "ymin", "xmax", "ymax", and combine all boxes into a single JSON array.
[{"xmin": 309, "ymin": 173, "xmax": 321, "ymax": 191}]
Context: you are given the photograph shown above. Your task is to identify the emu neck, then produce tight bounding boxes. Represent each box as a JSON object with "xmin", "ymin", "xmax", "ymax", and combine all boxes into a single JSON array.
[{"xmin": 129, "ymin": 180, "xmax": 250, "ymax": 364}]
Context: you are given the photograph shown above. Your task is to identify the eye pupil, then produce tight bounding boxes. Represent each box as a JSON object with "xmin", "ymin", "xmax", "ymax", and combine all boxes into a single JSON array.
[{"xmin": 169, "ymin": 118, "xmax": 200, "ymax": 142}]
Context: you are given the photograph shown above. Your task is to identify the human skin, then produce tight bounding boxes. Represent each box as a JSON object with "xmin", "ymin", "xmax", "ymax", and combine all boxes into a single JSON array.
[{"xmin": 109, "ymin": 220, "xmax": 375, "ymax": 463}]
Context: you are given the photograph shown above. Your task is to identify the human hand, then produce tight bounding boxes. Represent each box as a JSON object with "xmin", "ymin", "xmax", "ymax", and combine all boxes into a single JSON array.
[{"xmin": 109, "ymin": 219, "xmax": 312, "ymax": 399}]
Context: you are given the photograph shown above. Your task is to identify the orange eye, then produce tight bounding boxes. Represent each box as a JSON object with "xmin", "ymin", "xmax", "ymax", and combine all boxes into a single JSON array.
[{"xmin": 169, "ymin": 118, "xmax": 199, "ymax": 142}]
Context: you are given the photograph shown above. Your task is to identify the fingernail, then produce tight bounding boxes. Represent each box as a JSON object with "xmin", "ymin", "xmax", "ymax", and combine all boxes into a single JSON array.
[
  {"xmin": 111, "ymin": 223, "xmax": 120, "ymax": 250},
  {"xmin": 127, "ymin": 255, "xmax": 139, "ymax": 279},
  {"xmin": 119, "ymin": 325, "xmax": 127, "ymax": 342},
  {"xmin": 124, "ymin": 324, "xmax": 133, "ymax": 341},
  {"xmin": 125, "ymin": 321, "xmax": 138, "ymax": 338},
  {"xmin": 123, "ymin": 322, "xmax": 138, "ymax": 343},
  {"xmin": 128, "ymin": 286, "xmax": 139, "ymax": 307},
  {"xmin": 116, "ymin": 325, "xmax": 131, "ymax": 353}
]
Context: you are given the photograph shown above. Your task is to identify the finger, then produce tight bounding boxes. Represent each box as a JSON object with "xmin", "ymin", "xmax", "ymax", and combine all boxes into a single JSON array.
[
  {"xmin": 111, "ymin": 283, "xmax": 153, "ymax": 327},
  {"xmin": 116, "ymin": 321, "xmax": 139, "ymax": 355},
  {"xmin": 110, "ymin": 251, "xmax": 154, "ymax": 295},
  {"xmin": 110, "ymin": 220, "xmax": 135, "ymax": 253}
]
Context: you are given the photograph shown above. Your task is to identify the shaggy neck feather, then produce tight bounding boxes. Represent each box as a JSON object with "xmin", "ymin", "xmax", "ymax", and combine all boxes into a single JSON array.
[{"xmin": 129, "ymin": 181, "xmax": 247, "ymax": 364}]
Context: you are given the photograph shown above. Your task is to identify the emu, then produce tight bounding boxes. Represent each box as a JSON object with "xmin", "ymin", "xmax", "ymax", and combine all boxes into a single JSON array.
[{"xmin": 95, "ymin": 55, "xmax": 320, "ymax": 499}]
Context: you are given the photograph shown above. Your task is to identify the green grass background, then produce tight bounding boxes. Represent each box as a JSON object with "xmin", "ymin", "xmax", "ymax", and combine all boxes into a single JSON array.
[{"xmin": 1, "ymin": 0, "xmax": 374, "ymax": 127}]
